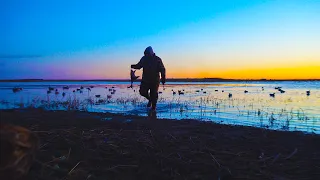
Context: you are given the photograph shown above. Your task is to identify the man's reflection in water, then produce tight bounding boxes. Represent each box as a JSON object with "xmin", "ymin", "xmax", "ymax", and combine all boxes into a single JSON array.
[{"xmin": 147, "ymin": 110, "xmax": 157, "ymax": 120}]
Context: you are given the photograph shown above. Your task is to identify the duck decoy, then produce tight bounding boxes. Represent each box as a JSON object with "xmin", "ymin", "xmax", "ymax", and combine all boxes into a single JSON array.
[
  {"xmin": 12, "ymin": 87, "xmax": 23, "ymax": 93},
  {"xmin": 306, "ymin": 90, "xmax": 310, "ymax": 96}
]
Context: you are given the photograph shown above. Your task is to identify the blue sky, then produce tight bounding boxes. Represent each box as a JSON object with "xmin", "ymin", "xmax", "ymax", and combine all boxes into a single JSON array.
[{"xmin": 1, "ymin": 0, "xmax": 320, "ymax": 79}]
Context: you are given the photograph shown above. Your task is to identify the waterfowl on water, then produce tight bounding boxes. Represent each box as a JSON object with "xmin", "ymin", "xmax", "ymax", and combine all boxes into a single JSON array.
[
  {"xmin": 270, "ymin": 93, "xmax": 275, "ymax": 97},
  {"xmin": 87, "ymin": 88, "xmax": 91, "ymax": 91},
  {"xmin": 80, "ymin": 86, "xmax": 84, "ymax": 89},
  {"xmin": 173, "ymin": 91, "xmax": 176, "ymax": 95},
  {"xmin": 228, "ymin": 93, "xmax": 232, "ymax": 98},
  {"xmin": 12, "ymin": 87, "xmax": 23, "ymax": 93},
  {"xmin": 215, "ymin": 90, "xmax": 218, "ymax": 92},
  {"xmin": 306, "ymin": 90, "xmax": 310, "ymax": 96},
  {"xmin": 244, "ymin": 90, "xmax": 248, "ymax": 93}
]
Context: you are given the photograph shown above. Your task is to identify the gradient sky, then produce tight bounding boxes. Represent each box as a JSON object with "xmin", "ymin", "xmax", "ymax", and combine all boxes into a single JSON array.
[{"xmin": 1, "ymin": 0, "xmax": 319, "ymax": 79}]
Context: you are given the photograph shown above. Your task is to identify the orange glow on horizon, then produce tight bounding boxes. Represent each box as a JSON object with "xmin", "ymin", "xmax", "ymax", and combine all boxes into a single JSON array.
[{"xmin": 166, "ymin": 65, "xmax": 320, "ymax": 79}]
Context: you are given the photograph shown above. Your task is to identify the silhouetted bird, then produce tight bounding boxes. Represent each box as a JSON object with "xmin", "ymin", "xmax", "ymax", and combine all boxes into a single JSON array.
[
  {"xmin": 73, "ymin": 90, "xmax": 75, "ymax": 93},
  {"xmin": 270, "ymin": 93, "xmax": 275, "ymax": 97},
  {"xmin": 222, "ymin": 90, "xmax": 224, "ymax": 92},
  {"xmin": 203, "ymin": 91, "xmax": 207, "ymax": 94},
  {"xmin": 87, "ymin": 88, "xmax": 91, "ymax": 91},
  {"xmin": 279, "ymin": 89, "xmax": 285, "ymax": 93},
  {"xmin": 77, "ymin": 88, "xmax": 80, "ymax": 91},
  {"xmin": 95, "ymin": 95, "xmax": 101, "ymax": 98},
  {"xmin": 196, "ymin": 90, "xmax": 200, "ymax": 92},
  {"xmin": 178, "ymin": 91, "xmax": 184, "ymax": 95},
  {"xmin": 306, "ymin": 90, "xmax": 310, "ymax": 96},
  {"xmin": 129, "ymin": 69, "xmax": 139, "ymax": 88},
  {"xmin": 244, "ymin": 90, "xmax": 248, "ymax": 93},
  {"xmin": 215, "ymin": 90, "xmax": 218, "ymax": 92},
  {"xmin": 158, "ymin": 91, "xmax": 163, "ymax": 94},
  {"xmin": 80, "ymin": 86, "xmax": 84, "ymax": 89},
  {"xmin": 12, "ymin": 87, "xmax": 23, "ymax": 93},
  {"xmin": 228, "ymin": 93, "xmax": 232, "ymax": 98},
  {"xmin": 173, "ymin": 91, "xmax": 176, "ymax": 95}
]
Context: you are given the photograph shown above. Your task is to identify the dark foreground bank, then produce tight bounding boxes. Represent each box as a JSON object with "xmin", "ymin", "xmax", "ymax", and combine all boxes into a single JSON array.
[{"xmin": 0, "ymin": 109, "xmax": 319, "ymax": 180}]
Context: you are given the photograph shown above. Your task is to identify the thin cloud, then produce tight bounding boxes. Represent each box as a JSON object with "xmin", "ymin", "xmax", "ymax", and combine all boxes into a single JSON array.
[{"xmin": 0, "ymin": 55, "xmax": 43, "ymax": 59}]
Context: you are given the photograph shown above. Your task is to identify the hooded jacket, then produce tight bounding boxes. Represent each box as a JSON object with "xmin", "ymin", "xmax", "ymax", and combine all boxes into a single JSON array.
[{"xmin": 131, "ymin": 47, "xmax": 166, "ymax": 83}]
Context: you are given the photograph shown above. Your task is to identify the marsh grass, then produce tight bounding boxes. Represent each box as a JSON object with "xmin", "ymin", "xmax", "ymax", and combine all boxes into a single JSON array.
[{"xmin": 1, "ymin": 86, "xmax": 317, "ymax": 133}]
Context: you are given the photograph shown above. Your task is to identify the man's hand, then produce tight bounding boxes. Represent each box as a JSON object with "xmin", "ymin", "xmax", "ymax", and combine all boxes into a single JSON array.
[{"xmin": 161, "ymin": 78, "xmax": 166, "ymax": 85}]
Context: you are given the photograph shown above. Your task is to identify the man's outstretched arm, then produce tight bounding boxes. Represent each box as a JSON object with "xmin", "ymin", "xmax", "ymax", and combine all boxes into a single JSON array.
[{"xmin": 131, "ymin": 57, "xmax": 144, "ymax": 69}]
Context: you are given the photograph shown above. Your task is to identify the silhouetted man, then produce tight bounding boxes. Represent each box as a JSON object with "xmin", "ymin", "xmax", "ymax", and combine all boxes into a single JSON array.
[{"xmin": 131, "ymin": 46, "xmax": 166, "ymax": 111}]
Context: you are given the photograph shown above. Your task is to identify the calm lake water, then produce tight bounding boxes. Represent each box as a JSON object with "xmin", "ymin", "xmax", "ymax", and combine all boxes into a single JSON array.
[{"xmin": 0, "ymin": 81, "xmax": 319, "ymax": 134}]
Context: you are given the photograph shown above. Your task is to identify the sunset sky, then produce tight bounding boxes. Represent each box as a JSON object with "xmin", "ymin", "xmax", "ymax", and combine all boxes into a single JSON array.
[{"xmin": 1, "ymin": 0, "xmax": 319, "ymax": 80}]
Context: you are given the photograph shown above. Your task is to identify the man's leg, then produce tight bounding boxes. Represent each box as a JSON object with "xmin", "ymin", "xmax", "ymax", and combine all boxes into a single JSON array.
[
  {"xmin": 139, "ymin": 82, "xmax": 151, "ymax": 107},
  {"xmin": 150, "ymin": 82, "xmax": 159, "ymax": 110}
]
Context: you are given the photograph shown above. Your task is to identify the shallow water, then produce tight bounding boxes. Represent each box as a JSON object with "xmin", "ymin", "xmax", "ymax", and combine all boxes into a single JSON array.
[{"xmin": 0, "ymin": 81, "xmax": 319, "ymax": 134}]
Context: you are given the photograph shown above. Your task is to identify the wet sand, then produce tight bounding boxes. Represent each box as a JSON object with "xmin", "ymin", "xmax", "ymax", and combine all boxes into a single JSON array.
[{"xmin": 1, "ymin": 109, "xmax": 319, "ymax": 180}]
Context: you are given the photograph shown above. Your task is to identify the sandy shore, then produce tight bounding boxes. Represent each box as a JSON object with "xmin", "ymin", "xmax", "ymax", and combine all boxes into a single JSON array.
[{"xmin": 1, "ymin": 109, "xmax": 319, "ymax": 180}]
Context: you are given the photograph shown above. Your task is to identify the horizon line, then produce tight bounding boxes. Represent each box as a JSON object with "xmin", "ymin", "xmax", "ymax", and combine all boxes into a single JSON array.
[{"xmin": 0, "ymin": 78, "xmax": 319, "ymax": 82}]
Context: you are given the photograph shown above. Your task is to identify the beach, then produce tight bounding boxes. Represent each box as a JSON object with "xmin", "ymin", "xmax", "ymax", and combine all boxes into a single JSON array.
[{"xmin": 1, "ymin": 109, "xmax": 319, "ymax": 180}]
